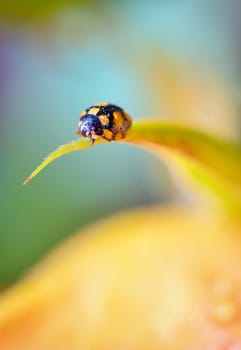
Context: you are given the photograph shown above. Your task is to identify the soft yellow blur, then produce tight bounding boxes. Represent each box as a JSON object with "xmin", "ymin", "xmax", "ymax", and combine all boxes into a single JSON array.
[{"xmin": 0, "ymin": 206, "xmax": 240, "ymax": 349}]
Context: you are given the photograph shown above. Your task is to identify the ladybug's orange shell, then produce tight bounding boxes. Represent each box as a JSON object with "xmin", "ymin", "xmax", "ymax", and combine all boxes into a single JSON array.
[{"xmin": 77, "ymin": 103, "xmax": 132, "ymax": 143}]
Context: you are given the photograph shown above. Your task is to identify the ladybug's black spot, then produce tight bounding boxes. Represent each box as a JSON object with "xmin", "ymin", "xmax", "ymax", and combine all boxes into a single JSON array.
[
  {"xmin": 97, "ymin": 104, "xmax": 122, "ymax": 114},
  {"xmin": 95, "ymin": 104, "xmax": 123, "ymax": 129}
]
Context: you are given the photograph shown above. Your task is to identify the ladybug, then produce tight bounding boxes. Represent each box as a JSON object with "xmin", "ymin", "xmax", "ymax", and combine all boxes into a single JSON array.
[{"xmin": 76, "ymin": 102, "xmax": 132, "ymax": 145}]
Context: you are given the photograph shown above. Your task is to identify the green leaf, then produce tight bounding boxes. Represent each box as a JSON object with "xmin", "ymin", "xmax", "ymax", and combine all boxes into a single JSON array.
[
  {"xmin": 128, "ymin": 122, "xmax": 241, "ymax": 216},
  {"xmin": 23, "ymin": 137, "xmax": 105, "ymax": 185},
  {"xmin": 24, "ymin": 121, "xmax": 241, "ymax": 216}
]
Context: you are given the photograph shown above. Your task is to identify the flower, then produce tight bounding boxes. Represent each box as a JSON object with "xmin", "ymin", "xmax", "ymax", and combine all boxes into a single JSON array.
[{"xmin": 1, "ymin": 119, "xmax": 241, "ymax": 349}]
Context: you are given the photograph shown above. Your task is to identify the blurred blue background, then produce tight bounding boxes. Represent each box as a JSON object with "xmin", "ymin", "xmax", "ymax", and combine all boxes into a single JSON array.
[{"xmin": 0, "ymin": 0, "xmax": 240, "ymax": 282}]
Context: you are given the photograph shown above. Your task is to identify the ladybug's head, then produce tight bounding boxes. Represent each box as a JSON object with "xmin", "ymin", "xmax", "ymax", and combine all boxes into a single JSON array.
[{"xmin": 76, "ymin": 114, "xmax": 103, "ymax": 139}]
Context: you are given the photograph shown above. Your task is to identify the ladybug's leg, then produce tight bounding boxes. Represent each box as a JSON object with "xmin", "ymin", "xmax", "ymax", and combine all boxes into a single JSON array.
[{"xmin": 90, "ymin": 138, "xmax": 95, "ymax": 146}]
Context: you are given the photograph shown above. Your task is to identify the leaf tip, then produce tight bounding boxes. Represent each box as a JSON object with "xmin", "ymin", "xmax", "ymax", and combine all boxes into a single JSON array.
[{"xmin": 23, "ymin": 176, "xmax": 31, "ymax": 186}]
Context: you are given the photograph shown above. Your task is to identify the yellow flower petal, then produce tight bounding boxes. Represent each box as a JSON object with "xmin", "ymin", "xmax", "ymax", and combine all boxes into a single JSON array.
[{"xmin": 0, "ymin": 207, "xmax": 240, "ymax": 349}]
